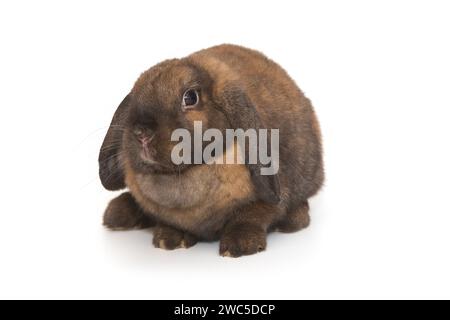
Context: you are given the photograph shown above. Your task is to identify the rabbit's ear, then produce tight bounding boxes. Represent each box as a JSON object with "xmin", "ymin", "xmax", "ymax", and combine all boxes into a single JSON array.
[
  {"xmin": 98, "ymin": 94, "xmax": 131, "ymax": 191},
  {"xmin": 217, "ymin": 85, "xmax": 281, "ymax": 204}
]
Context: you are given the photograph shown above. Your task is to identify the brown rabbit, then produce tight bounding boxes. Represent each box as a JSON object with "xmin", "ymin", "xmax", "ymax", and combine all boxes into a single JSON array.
[{"xmin": 99, "ymin": 44, "xmax": 324, "ymax": 257}]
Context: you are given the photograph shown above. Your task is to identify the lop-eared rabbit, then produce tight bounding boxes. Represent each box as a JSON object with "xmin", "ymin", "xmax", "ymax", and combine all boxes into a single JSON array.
[{"xmin": 99, "ymin": 44, "xmax": 324, "ymax": 257}]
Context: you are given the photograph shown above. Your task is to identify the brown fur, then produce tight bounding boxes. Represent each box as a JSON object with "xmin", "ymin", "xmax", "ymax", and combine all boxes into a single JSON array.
[
  {"xmin": 123, "ymin": 153, "xmax": 255, "ymax": 240},
  {"xmin": 99, "ymin": 44, "xmax": 324, "ymax": 257},
  {"xmin": 103, "ymin": 192, "xmax": 155, "ymax": 230}
]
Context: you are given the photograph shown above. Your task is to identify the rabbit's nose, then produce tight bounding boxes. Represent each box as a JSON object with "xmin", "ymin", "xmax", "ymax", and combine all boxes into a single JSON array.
[{"xmin": 133, "ymin": 128, "xmax": 154, "ymax": 145}]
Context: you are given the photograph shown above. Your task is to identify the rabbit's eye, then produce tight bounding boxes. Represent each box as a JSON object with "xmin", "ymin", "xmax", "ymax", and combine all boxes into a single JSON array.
[{"xmin": 182, "ymin": 89, "xmax": 199, "ymax": 109}]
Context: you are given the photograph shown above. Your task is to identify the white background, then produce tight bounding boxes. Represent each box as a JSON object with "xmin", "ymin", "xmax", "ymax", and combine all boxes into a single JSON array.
[{"xmin": 0, "ymin": 0, "xmax": 449, "ymax": 300}]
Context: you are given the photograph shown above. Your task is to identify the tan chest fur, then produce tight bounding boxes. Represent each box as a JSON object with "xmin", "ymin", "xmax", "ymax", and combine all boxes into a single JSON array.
[{"xmin": 124, "ymin": 161, "xmax": 255, "ymax": 237}]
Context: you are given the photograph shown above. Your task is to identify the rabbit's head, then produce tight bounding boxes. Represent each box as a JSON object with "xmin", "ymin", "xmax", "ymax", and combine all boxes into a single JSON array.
[{"xmin": 99, "ymin": 58, "xmax": 280, "ymax": 204}]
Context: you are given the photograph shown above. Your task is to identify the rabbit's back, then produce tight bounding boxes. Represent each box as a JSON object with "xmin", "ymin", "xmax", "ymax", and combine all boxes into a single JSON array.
[{"xmin": 190, "ymin": 45, "xmax": 324, "ymax": 202}]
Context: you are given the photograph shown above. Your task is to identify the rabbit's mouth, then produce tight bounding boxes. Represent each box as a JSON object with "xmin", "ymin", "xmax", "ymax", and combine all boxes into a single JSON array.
[
  {"xmin": 133, "ymin": 159, "xmax": 175, "ymax": 175},
  {"xmin": 136, "ymin": 149, "xmax": 171, "ymax": 172},
  {"xmin": 129, "ymin": 132, "xmax": 172, "ymax": 173},
  {"xmin": 130, "ymin": 149, "xmax": 191, "ymax": 175},
  {"xmin": 139, "ymin": 143, "xmax": 158, "ymax": 165}
]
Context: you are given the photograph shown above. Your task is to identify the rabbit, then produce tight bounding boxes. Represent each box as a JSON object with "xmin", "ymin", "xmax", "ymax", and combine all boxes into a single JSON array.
[{"xmin": 99, "ymin": 44, "xmax": 324, "ymax": 257}]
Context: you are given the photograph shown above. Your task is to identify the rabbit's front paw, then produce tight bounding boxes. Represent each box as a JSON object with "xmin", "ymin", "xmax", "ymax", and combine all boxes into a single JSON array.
[
  {"xmin": 152, "ymin": 224, "xmax": 197, "ymax": 250},
  {"xmin": 220, "ymin": 224, "xmax": 267, "ymax": 258}
]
